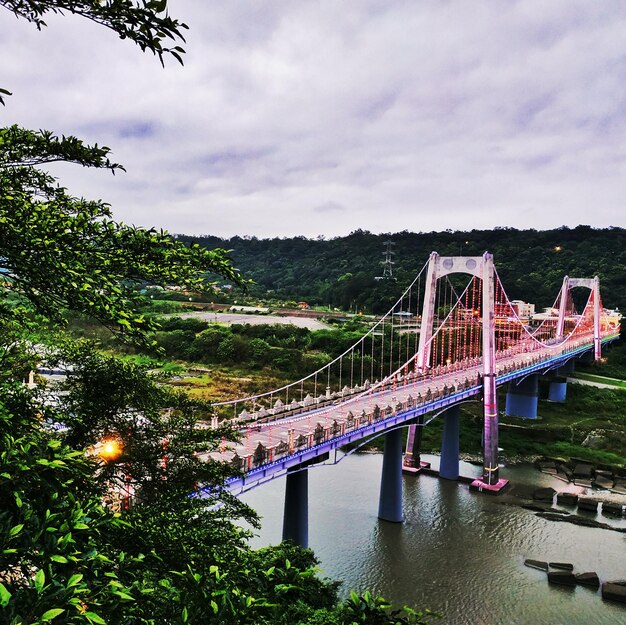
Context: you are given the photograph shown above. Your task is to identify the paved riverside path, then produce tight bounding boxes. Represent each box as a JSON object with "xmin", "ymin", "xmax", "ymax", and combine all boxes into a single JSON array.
[{"xmin": 567, "ymin": 377, "xmax": 626, "ymax": 390}]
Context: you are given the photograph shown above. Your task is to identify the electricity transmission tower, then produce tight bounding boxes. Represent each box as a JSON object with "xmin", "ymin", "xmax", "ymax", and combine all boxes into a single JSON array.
[{"xmin": 376, "ymin": 239, "xmax": 396, "ymax": 280}]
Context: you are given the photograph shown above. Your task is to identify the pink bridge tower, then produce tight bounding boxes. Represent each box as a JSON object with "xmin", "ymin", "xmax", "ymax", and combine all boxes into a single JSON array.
[{"xmin": 403, "ymin": 251, "xmax": 508, "ymax": 492}]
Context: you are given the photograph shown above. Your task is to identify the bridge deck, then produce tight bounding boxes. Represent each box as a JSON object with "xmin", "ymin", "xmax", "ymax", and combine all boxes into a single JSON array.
[{"xmin": 203, "ymin": 333, "xmax": 618, "ymax": 494}]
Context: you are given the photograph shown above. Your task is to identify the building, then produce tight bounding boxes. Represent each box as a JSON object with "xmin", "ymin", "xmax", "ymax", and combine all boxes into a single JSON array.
[{"xmin": 510, "ymin": 300, "xmax": 536, "ymax": 320}]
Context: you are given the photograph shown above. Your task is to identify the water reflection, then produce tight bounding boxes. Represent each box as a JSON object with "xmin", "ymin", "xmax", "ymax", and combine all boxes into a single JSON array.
[{"xmin": 241, "ymin": 454, "xmax": 626, "ymax": 625}]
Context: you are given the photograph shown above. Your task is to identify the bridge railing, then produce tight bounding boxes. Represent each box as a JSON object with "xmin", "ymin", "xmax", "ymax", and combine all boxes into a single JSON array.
[{"xmin": 212, "ymin": 326, "xmax": 619, "ymax": 474}]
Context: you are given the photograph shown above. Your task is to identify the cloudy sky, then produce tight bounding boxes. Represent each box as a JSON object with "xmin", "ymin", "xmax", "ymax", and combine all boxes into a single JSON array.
[{"xmin": 2, "ymin": 1, "xmax": 626, "ymax": 238}]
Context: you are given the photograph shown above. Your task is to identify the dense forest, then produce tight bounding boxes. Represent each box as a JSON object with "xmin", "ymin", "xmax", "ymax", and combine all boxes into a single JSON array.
[{"xmin": 180, "ymin": 226, "xmax": 626, "ymax": 313}]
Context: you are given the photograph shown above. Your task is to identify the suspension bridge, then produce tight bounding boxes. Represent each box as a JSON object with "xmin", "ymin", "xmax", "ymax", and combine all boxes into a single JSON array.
[{"xmin": 204, "ymin": 252, "xmax": 620, "ymax": 546}]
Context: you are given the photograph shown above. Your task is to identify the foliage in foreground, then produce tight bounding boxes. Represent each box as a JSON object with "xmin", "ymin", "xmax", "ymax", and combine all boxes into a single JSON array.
[
  {"xmin": 0, "ymin": 320, "xmax": 436, "ymax": 624},
  {"xmin": 0, "ymin": 126, "xmax": 246, "ymax": 347},
  {"xmin": 0, "ymin": 1, "xmax": 437, "ymax": 620}
]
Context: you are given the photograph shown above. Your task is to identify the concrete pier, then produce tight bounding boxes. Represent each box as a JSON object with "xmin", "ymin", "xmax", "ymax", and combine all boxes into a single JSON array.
[
  {"xmin": 378, "ymin": 428, "xmax": 404, "ymax": 523},
  {"xmin": 548, "ymin": 376, "xmax": 567, "ymax": 402},
  {"xmin": 505, "ymin": 374, "xmax": 539, "ymax": 419},
  {"xmin": 439, "ymin": 406, "xmax": 460, "ymax": 480},
  {"xmin": 282, "ymin": 467, "xmax": 308, "ymax": 547},
  {"xmin": 403, "ymin": 414, "xmax": 425, "ymax": 473}
]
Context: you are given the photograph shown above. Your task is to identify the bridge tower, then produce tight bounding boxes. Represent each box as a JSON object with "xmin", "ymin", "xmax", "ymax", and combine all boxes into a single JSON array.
[
  {"xmin": 557, "ymin": 276, "xmax": 602, "ymax": 360},
  {"xmin": 404, "ymin": 252, "xmax": 507, "ymax": 490}
]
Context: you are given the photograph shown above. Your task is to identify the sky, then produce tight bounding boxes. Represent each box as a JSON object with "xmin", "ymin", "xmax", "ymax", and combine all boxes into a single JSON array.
[{"xmin": 2, "ymin": 1, "xmax": 626, "ymax": 238}]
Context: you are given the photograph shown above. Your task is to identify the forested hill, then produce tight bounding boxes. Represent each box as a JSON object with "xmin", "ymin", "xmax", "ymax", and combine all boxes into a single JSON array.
[{"xmin": 178, "ymin": 226, "xmax": 626, "ymax": 313}]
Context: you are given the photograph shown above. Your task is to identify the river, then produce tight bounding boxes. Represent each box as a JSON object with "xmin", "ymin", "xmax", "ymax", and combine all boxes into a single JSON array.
[{"xmin": 241, "ymin": 454, "xmax": 626, "ymax": 625}]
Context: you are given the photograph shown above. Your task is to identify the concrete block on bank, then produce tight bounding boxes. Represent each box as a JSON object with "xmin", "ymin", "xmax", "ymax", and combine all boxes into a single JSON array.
[
  {"xmin": 550, "ymin": 562, "xmax": 574, "ymax": 571},
  {"xmin": 577, "ymin": 498, "xmax": 598, "ymax": 512},
  {"xmin": 557, "ymin": 464, "xmax": 573, "ymax": 480},
  {"xmin": 533, "ymin": 487, "xmax": 556, "ymax": 502},
  {"xmin": 548, "ymin": 571, "xmax": 577, "ymax": 586},
  {"xmin": 594, "ymin": 474, "xmax": 615, "ymax": 490},
  {"xmin": 556, "ymin": 492, "xmax": 579, "ymax": 506},
  {"xmin": 601, "ymin": 502, "xmax": 624, "ymax": 517},
  {"xmin": 602, "ymin": 580, "xmax": 626, "ymax": 604},
  {"xmin": 595, "ymin": 469, "xmax": 613, "ymax": 479},
  {"xmin": 524, "ymin": 559, "xmax": 549, "ymax": 571},
  {"xmin": 573, "ymin": 464, "xmax": 593, "ymax": 479},
  {"xmin": 538, "ymin": 460, "xmax": 557, "ymax": 474},
  {"xmin": 576, "ymin": 572, "xmax": 600, "ymax": 588},
  {"xmin": 613, "ymin": 482, "xmax": 626, "ymax": 496}
]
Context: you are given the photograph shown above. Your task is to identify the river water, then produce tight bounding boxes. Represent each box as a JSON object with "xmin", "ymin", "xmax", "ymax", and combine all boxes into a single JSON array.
[{"xmin": 241, "ymin": 454, "xmax": 626, "ymax": 625}]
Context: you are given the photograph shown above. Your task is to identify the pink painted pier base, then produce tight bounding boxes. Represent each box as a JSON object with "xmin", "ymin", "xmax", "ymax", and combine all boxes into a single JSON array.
[
  {"xmin": 402, "ymin": 460, "xmax": 431, "ymax": 475},
  {"xmin": 469, "ymin": 478, "xmax": 510, "ymax": 494}
]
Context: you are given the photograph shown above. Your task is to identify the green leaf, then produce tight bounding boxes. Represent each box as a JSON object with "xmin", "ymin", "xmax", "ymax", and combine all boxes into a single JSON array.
[
  {"xmin": 50, "ymin": 555, "xmax": 69, "ymax": 563},
  {"xmin": 66, "ymin": 574, "xmax": 83, "ymax": 589},
  {"xmin": 84, "ymin": 612, "xmax": 106, "ymax": 624},
  {"xmin": 181, "ymin": 606, "xmax": 188, "ymax": 623},
  {"xmin": 9, "ymin": 524, "xmax": 23, "ymax": 537},
  {"xmin": 34, "ymin": 568, "xmax": 45, "ymax": 593},
  {"xmin": 112, "ymin": 591, "xmax": 134, "ymax": 601},
  {"xmin": 41, "ymin": 608, "xmax": 65, "ymax": 621},
  {"xmin": 0, "ymin": 582, "xmax": 11, "ymax": 607}
]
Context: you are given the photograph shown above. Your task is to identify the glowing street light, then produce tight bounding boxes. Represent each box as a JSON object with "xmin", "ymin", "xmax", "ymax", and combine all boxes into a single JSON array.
[{"xmin": 99, "ymin": 438, "xmax": 123, "ymax": 462}]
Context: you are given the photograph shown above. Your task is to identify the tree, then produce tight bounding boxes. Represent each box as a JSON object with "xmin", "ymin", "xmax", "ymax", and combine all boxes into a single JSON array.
[
  {"xmin": 0, "ymin": 3, "xmax": 435, "ymax": 623},
  {"xmin": 0, "ymin": 380, "xmax": 148, "ymax": 624},
  {"xmin": 0, "ymin": 125, "xmax": 246, "ymax": 344},
  {"xmin": 1, "ymin": 0, "xmax": 188, "ymax": 103}
]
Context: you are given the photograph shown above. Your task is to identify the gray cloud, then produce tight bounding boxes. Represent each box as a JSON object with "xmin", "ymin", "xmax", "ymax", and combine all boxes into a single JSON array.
[
  {"xmin": 313, "ymin": 201, "xmax": 346, "ymax": 214},
  {"xmin": 2, "ymin": 1, "xmax": 626, "ymax": 237}
]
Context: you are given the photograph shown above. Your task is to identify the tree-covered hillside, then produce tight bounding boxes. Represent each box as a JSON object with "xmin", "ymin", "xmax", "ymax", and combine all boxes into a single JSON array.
[{"xmin": 181, "ymin": 226, "xmax": 626, "ymax": 313}]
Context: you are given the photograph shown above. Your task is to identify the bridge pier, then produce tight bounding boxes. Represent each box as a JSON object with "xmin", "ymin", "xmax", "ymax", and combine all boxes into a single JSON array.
[
  {"xmin": 378, "ymin": 428, "xmax": 404, "ymax": 523},
  {"xmin": 505, "ymin": 374, "xmax": 539, "ymax": 419},
  {"xmin": 548, "ymin": 376, "xmax": 567, "ymax": 402},
  {"xmin": 403, "ymin": 415, "xmax": 428, "ymax": 473},
  {"xmin": 439, "ymin": 406, "xmax": 460, "ymax": 480},
  {"xmin": 282, "ymin": 467, "xmax": 308, "ymax": 547},
  {"xmin": 548, "ymin": 361, "xmax": 573, "ymax": 402}
]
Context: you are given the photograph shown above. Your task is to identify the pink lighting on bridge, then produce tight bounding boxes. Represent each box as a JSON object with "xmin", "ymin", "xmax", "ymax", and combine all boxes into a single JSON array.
[{"xmin": 206, "ymin": 252, "xmax": 619, "ymax": 496}]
